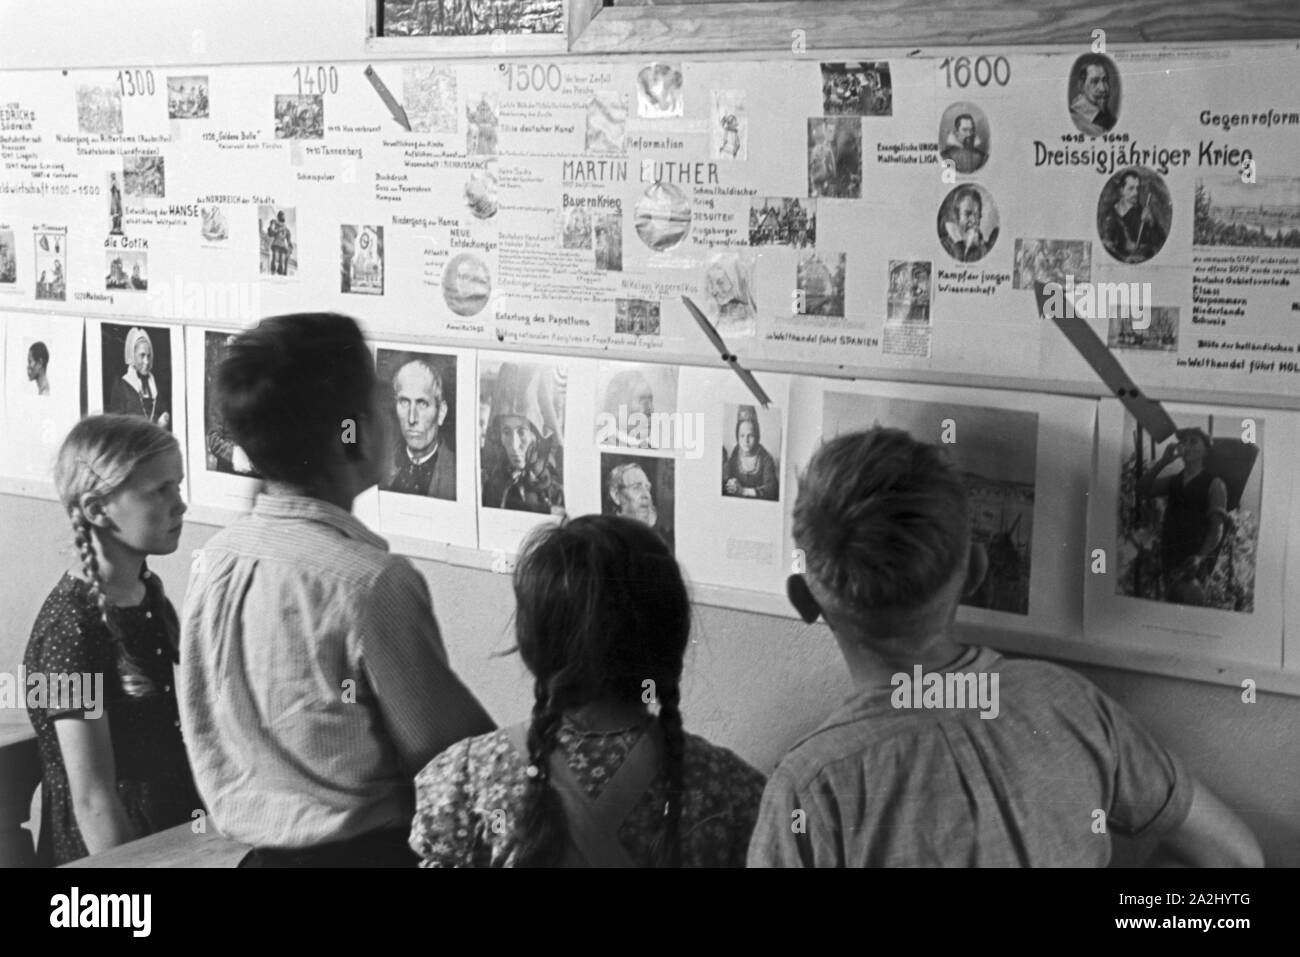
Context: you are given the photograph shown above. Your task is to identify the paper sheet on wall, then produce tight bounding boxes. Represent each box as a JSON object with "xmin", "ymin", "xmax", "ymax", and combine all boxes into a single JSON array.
[
  {"xmin": 674, "ymin": 367, "xmax": 791, "ymax": 597},
  {"xmin": 1, "ymin": 311, "xmax": 83, "ymax": 484},
  {"xmin": 1085, "ymin": 399, "xmax": 1292, "ymax": 669},
  {"xmin": 788, "ymin": 376, "xmax": 1095, "ymax": 640}
]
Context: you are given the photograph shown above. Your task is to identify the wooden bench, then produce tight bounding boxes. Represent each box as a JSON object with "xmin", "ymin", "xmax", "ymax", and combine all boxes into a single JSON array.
[{"xmin": 62, "ymin": 821, "xmax": 250, "ymax": 868}]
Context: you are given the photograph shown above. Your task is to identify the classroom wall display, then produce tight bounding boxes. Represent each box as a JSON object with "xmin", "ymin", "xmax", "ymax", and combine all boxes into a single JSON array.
[
  {"xmin": 0, "ymin": 312, "xmax": 83, "ymax": 483},
  {"xmin": 0, "ymin": 47, "xmax": 1296, "ymax": 400},
  {"xmin": 787, "ymin": 376, "xmax": 1095, "ymax": 640},
  {"xmin": 1085, "ymin": 399, "xmax": 1294, "ymax": 669},
  {"xmin": 374, "ymin": 341, "xmax": 478, "ymax": 548},
  {"xmin": 3, "ymin": 43, "xmax": 1300, "ymax": 690}
]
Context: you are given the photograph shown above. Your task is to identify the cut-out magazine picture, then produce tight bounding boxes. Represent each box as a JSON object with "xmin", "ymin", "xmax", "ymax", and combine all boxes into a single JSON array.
[
  {"xmin": 1085, "ymin": 400, "xmax": 1290, "ymax": 671},
  {"xmin": 1115, "ymin": 412, "xmax": 1263, "ymax": 613},
  {"xmin": 822, "ymin": 392, "xmax": 1037, "ymax": 615}
]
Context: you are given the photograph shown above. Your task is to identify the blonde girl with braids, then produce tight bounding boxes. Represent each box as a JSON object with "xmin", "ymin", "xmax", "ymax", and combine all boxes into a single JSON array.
[
  {"xmin": 410, "ymin": 514, "xmax": 766, "ymax": 867},
  {"xmin": 23, "ymin": 414, "xmax": 200, "ymax": 865}
]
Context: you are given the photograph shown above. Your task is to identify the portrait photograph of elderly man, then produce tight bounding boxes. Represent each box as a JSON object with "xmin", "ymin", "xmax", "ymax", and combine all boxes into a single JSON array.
[
  {"xmin": 601, "ymin": 453, "xmax": 675, "ymax": 554},
  {"xmin": 378, "ymin": 349, "xmax": 458, "ymax": 501}
]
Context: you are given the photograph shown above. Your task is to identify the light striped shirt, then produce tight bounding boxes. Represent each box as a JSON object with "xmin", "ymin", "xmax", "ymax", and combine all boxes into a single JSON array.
[{"xmin": 179, "ymin": 494, "xmax": 494, "ymax": 849}]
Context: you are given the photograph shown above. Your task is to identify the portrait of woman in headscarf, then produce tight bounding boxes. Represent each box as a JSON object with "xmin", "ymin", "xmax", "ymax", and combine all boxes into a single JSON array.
[
  {"xmin": 705, "ymin": 251, "xmax": 757, "ymax": 337},
  {"xmin": 722, "ymin": 405, "xmax": 778, "ymax": 500},
  {"xmin": 481, "ymin": 361, "xmax": 565, "ymax": 514},
  {"xmin": 108, "ymin": 326, "xmax": 170, "ymax": 429}
]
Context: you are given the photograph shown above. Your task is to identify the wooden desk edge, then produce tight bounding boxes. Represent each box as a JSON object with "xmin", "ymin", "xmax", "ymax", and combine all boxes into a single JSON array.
[{"xmin": 61, "ymin": 821, "xmax": 250, "ymax": 868}]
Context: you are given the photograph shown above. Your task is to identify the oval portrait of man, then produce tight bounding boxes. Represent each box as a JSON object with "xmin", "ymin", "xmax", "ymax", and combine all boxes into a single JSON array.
[
  {"xmin": 1068, "ymin": 53, "xmax": 1122, "ymax": 137},
  {"xmin": 1096, "ymin": 166, "xmax": 1172, "ymax": 265},
  {"xmin": 937, "ymin": 102, "xmax": 990, "ymax": 175}
]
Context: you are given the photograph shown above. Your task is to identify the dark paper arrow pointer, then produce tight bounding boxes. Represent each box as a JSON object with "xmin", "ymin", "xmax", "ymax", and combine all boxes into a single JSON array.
[
  {"xmin": 364, "ymin": 65, "xmax": 411, "ymax": 131},
  {"xmin": 1033, "ymin": 280, "xmax": 1176, "ymax": 442},
  {"xmin": 681, "ymin": 296, "xmax": 772, "ymax": 408}
]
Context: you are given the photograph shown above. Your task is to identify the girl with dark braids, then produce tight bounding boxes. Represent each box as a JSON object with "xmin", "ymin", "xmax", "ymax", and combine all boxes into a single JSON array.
[
  {"xmin": 24, "ymin": 414, "xmax": 200, "ymax": 865},
  {"xmin": 410, "ymin": 515, "xmax": 766, "ymax": 867}
]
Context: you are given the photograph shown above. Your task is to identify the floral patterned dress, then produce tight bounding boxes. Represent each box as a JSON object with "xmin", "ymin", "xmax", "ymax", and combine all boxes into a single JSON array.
[{"xmin": 410, "ymin": 717, "xmax": 765, "ymax": 867}]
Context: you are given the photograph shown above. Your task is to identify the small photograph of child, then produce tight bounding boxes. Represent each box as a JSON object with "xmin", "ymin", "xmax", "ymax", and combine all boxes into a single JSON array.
[
  {"xmin": 749, "ymin": 197, "xmax": 816, "ymax": 247},
  {"xmin": 105, "ymin": 251, "xmax": 148, "ymax": 291},
  {"xmin": 123, "ymin": 154, "xmax": 165, "ymax": 198},
  {"xmin": 76, "ymin": 84, "xmax": 122, "ymax": 136},
  {"xmin": 275, "ymin": 94, "xmax": 324, "ymax": 139},
  {"xmin": 637, "ymin": 63, "xmax": 683, "ymax": 118},
  {"xmin": 204, "ymin": 331, "xmax": 258, "ymax": 476},
  {"xmin": 821, "ymin": 62, "xmax": 892, "ymax": 116},
  {"xmin": 602, "ymin": 453, "xmax": 676, "ymax": 553},
  {"xmin": 561, "ymin": 205, "xmax": 592, "ymax": 250},
  {"xmin": 721, "ymin": 403, "xmax": 781, "ymax": 501},
  {"xmin": 615, "ymin": 298, "xmax": 660, "ymax": 336},
  {"xmin": 259, "ymin": 205, "xmax": 297, "ymax": 276},
  {"xmin": 593, "ymin": 210, "xmax": 623, "ymax": 272},
  {"xmin": 101, "ymin": 322, "xmax": 172, "ymax": 429},
  {"xmin": 797, "ymin": 251, "xmax": 846, "ymax": 318},
  {"xmin": 712, "ymin": 90, "xmax": 746, "ymax": 160},
  {"xmin": 341, "ymin": 225, "xmax": 384, "ymax": 295},
  {"xmin": 1012, "ymin": 239, "xmax": 1091, "ymax": 289},
  {"xmin": 807, "ymin": 117, "xmax": 862, "ymax": 199},
  {"xmin": 167, "ymin": 75, "xmax": 209, "ymax": 119},
  {"xmin": 586, "ymin": 92, "xmax": 627, "ymax": 154},
  {"xmin": 886, "ymin": 260, "xmax": 932, "ymax": 323}
]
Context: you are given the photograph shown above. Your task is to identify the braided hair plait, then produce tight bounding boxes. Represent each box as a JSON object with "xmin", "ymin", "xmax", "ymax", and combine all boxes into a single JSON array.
[
  {"xmin": 69, "ymin": 507, "xmax": 158, "ymax": 698},
  {"xmin": 512, "ymin": 679, "xmax": 570, "ymax": 867},
  {"xmin": 648, "ymin": 682, "xmax": 685, "ymax": 868}
]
